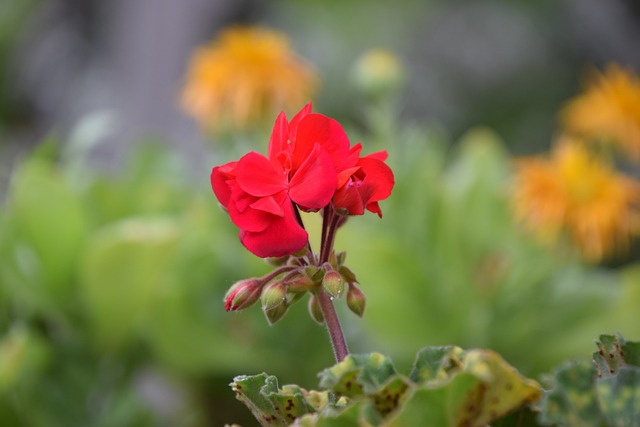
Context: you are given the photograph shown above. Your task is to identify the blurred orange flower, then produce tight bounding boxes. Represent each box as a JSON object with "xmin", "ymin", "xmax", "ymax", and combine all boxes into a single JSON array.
[
  {"xmin": 561, "ymin": 64, "xmax": 640, "ymax": 160},
  {"xmin": 512, "ymin": 139, "xmax": 640, "ymax": 261},
  {"xmin": 181, "ymin": 26, "xmax": 318, "ymax": 132}
]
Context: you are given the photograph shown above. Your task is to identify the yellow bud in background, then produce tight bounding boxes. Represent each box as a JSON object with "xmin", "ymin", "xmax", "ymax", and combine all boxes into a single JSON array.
[{"xmin": 352, "ymin": 49, "xmax": 405, "ymax": 100}]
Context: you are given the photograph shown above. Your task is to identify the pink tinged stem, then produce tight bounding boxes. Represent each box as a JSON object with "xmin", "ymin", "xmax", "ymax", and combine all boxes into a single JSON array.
[
  {"xmin": 320, "ymin": 206, "xmax": 342, "ymax": 264},
  {"xmin": 316, "ymin": 290, "xmax": 349, "ymax": 362},
  {"xmin": 317, "ymin": 204, "xmax": 350, "ymax": 363}
]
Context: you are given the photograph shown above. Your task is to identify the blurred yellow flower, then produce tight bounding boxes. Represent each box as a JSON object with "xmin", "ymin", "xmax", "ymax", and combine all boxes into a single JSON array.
[
  {"xmin": 181, "ymin": 26, "xmax": 318, "ymax": 132},
  {"xmin": 512, "ymin": 139, "xmax": 640, "ymax": 261},
  {"xmin": 561, "ymin": 64, "xmax": 640, "ymax": 160}
]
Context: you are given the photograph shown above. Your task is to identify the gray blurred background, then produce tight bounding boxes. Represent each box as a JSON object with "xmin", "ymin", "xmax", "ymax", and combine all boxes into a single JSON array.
[{"xmin": 2, "ymin": 0, "xmax": 639, "ymax": 176}]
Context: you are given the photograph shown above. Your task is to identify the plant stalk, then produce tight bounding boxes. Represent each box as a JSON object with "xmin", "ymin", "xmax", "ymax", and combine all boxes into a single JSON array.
[{"xmin": 316, "ymin": 290, "xmax": 349, "ymax": 362}]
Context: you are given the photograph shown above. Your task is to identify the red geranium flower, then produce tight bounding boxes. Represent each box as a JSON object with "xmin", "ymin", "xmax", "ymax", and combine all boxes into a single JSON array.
[
  {"xmin": 334, "ymin": 146, "xmax": 395, "ymax": 217},
  {"xmin": 211, "ymin": 104, "xmax": 354, "ymax": 257}
]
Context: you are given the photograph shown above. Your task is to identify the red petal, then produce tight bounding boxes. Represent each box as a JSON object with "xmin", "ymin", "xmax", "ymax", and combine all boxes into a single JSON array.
[
  {"xmin": 288, "ymin": 103, "xmax": 313, "ymax": 138},
  {"xmin": 333, "ymin": 157, "xmax": 394, "ymax": 217},
  {"xmin": 210, "ymin": 161, "xmax": 238, "ymax": 207},
  {"xmin": 239, "ymin": 200, "xmax": 308, "ymax": 257},
  {"xmin": 227, "ymin": 191, "xmax": 272, "ymax": 232},
  {"xmin": 293, "ymin": 114, "xmax": 352, "ymax": 173},
  {"xmin": 364, "ymin": 150, "xmax": 388, "ymax": 162},
  {"xmin": 337, "ymin": 166, "xmax": 361, "ymax": 189},
  {"xmin": 268, "ymin": 112, "xmax": 290, "ymax": 162},
  {"xmin": 236, "ymin": 152, "xmax": 286, "ymax": 196},
  {"xmin": 250, "ymin": 196, "xmax": 284, "ymax": 217},
  {"xmin": 289, "ymin": 143, "xmax": 337, "ymax": 209},
  {"xmin": 359, "ymin": 157, "xmax": 395, "ymax": 202},
  {"xmin": 366, "ymin": 201, "xmax": 383, "ymax": 218},
  {"xmin": 333, "ymin": 184, "xmax": 365, "ymax": 215}
]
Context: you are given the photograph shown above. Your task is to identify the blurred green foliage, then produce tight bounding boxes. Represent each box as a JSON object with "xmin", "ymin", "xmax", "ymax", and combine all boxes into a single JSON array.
[{"xmin": 0, "ymin": 141, "xmax": 337, "ymax": 426}]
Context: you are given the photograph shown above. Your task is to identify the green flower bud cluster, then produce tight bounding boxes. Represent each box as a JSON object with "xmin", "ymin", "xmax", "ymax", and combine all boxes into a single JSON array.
[{"xmin": 222, "ymin": 248, "xmax": 366, "ymax": 325}]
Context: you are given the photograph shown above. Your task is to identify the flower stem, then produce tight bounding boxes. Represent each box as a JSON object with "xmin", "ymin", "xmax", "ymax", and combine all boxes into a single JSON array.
[
  {"xmin": 320, "ymin": 207, "xmax": 342, "ymax": 264},
  {"xmin": 261, "ymin": 265, "xmax": 297, "ymax": 283},
  {"xmin": 316, "ymin": 290, "xmax": 349, "ymax": 362},
  {"xmin": 317, "ymin": 205, "xmax": 350, "ymax": 363},
  {"xmin": 294, "ymin": 204, "xmax": 316, "ymax": 259}
]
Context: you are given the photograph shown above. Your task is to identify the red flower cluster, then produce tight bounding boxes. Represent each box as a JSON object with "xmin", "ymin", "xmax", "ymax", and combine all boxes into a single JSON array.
[{"xmin": 211, "ymin": 104, "xmax": 394, "ymax": 257}]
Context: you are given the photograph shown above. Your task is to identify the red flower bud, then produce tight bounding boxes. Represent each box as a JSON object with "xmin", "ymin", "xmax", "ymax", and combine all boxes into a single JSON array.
[{"xmin": 224, "ymin": 278, "xmax": 263, "ymax": 311}]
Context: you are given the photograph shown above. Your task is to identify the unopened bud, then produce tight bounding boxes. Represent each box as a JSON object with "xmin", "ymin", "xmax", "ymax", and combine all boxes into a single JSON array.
[
  {"xmin": 346, "ymin": 283, "xmax": 366, "ymax": 317},
  {"xmin": 264, "ymin": 302, "xmax": 288, "ymax": 325},
  {"xmin": 339, "ymin": 265, "xmax": 357, "ymax": 284},
  {"xmin": 261, "ymin": 281, "xmax": 287, "ymax": 311},
  {"xmin": 224, "ymin": 278, "xmax": 263, "ymax": 311},
  {"xmin": 322, "ymin": 270, "xmax": 344, "ymax": 299},
  {"xmin": 308, "ymin": 295, "xmax": 324, "ymax": 325},
  {"xmin": 336, "ymin": 251, "xmax": 347, "ymax": 266}
]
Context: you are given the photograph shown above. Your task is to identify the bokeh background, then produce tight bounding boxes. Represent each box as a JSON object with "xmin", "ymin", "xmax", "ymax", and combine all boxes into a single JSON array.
[{"xmin": 1, "ymin": 0, "xmax": 640, "ymax": 426}]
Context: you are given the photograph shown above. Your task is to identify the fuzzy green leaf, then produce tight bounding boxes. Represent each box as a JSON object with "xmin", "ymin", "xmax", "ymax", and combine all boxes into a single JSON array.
[
  {"xmin": 389, "ymin": 372, "xmax": 482, "ymax": 426},
  {"xmin": 596, "ymin": 366, "xmax": 640, "ymax": 426},
  {"xmin": 409, "ymin": 345, "xmax": 463, "ymax": 383},
  {"xmin": 539, "ymin": 361, "xmax": 605, "ymax": 426},
  {"xmin": 318, "ymin": 353, "xmax": 398, "ymax": 397},
  {"xmin": 594, "ymin": 334, "xmax": 627, "ymax": 378},
  {"xmin": 231, "ymin": 374, "xmax": 321, "ymax": 427}
]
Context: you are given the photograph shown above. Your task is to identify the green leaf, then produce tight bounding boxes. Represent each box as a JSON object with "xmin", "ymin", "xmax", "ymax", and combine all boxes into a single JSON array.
[
  {"xmin": 388, "ymin": 372, "xmax": 481, "ymax": 426},
  {"xmin": 540, "ymin": 335, "xmax": 640, "ymax": 426},
  {"xmin": 458, "ymin": 349, "xmax": 542, "ymax": 425},
  {"xmin": 409, "ymin": 345, "xmax": 464, "ymax": 383},
  {"xmin": 230, "ymin": 374, "xmax": 320, "ymax": 427},
  {"xmin": 307, "ymin": 401, "xmax": 363, "ymax": 427},
  {"xmin": 410, "ymin": 346, "xmax": 542, "ymax": 426},
  {"xmin": 596, "ymin": 366, "xmax": 640, "ymax": 426},
  {"xmin": 593, "ymin": 334, "xmax": 627, "ymax": 377},
  {"xmin": 318, "ymin": 353, "xmax": 398, "ymax": 397},
  {"xmin": 539, "ymin": 361, "xmax": 604, "ymax": 426}
]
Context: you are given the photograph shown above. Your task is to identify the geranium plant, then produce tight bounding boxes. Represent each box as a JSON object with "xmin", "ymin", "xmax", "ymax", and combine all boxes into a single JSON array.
[{"xmin": 209, "ymin": 104, "xmax": 557, "ymax": 427}]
